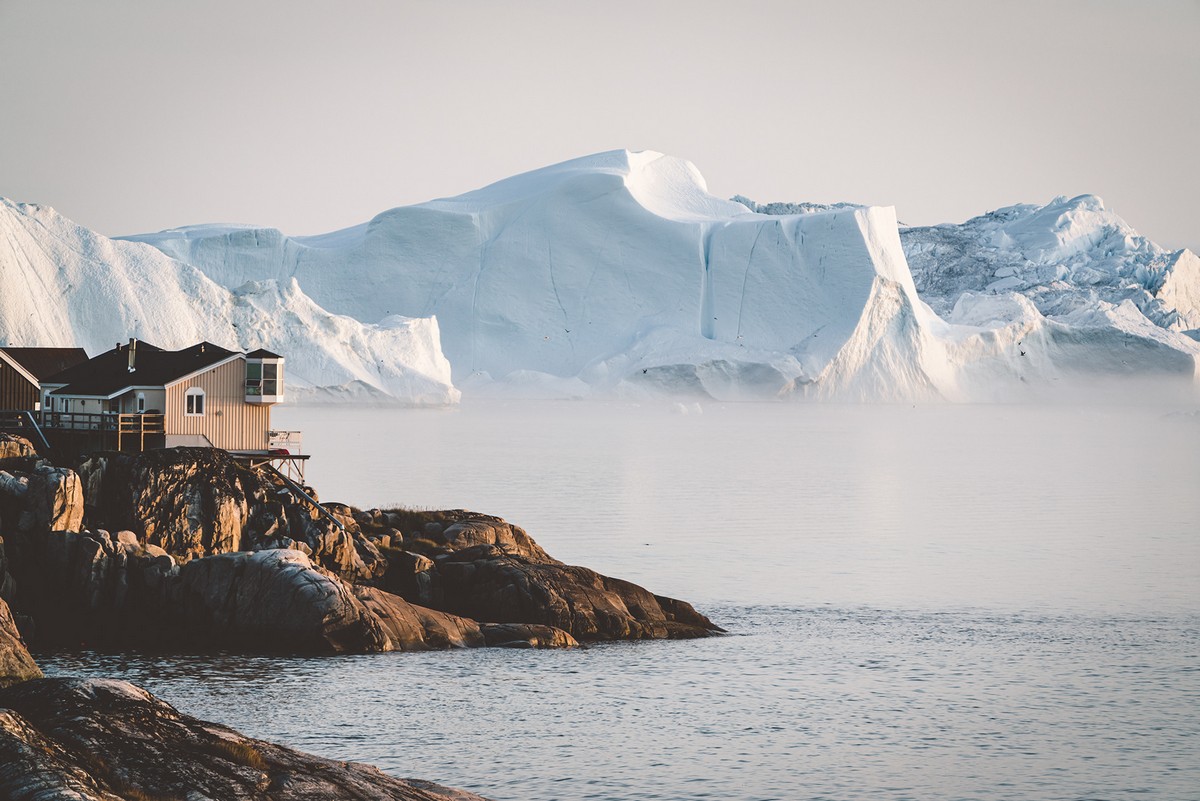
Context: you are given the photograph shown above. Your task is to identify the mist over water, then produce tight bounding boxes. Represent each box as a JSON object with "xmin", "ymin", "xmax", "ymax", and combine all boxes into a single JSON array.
[
  {"xmin": 275, "ymin": 399, "xmax": 1200, "ymax": 615},
  {"xmin": 40, "ymin": 399, "xmax": 1200, "ymax": 801}
]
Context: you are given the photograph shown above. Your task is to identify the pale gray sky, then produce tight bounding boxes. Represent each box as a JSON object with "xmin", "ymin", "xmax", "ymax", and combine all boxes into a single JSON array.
[{"xmin": 1, "ymin": 0, "xmax": 1196, "ymax": 250}]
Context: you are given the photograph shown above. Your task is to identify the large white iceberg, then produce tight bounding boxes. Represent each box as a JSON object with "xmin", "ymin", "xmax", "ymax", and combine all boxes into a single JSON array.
[
  {"xmin": 0, "ymin": 197, "xmax": 459, "ymax": 405},
  {"xmin": 124, "ymin": 150, "xmax": 967, "ymax": 400},
  {"xmin": 3, "ymin": 150, "xmax": 1197, "ymax": 402}
]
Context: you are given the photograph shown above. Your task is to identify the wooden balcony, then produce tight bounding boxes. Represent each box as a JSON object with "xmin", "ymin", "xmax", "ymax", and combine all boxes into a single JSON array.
[{"xmin": 41, "ymin": 412, "xmax": 165, "ymax": 451}]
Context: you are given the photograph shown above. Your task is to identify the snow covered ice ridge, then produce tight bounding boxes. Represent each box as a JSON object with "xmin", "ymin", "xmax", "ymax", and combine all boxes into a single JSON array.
[
  {"xmin": 0, "ymin": 197, "xmax": 459, "ymax": 406},
  {"xmin": 2, "ymin": 150, "xmax": 1197, "ymax": 403}
]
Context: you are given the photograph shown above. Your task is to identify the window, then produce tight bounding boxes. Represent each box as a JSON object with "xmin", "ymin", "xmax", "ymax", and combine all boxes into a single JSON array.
[
  {"xmin": 262, "ymin": 362, "xmax": 278, "ymax": 396},
  {"xmin": 136, "ymin": 392, "xmax": 146, "ymax": 413},
  {"xmin": 245, "ymin": 362, "xmax": 262, "ymax": 396},
  {"xmin": 185, "ymin": 387, "xmax": 205, "ymax": 416}
]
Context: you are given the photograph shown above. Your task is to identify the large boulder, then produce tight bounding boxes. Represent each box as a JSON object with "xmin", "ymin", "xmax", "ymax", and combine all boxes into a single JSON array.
[
  {"xmin": 27, "ymin": 466, "xmax": 84, "ymax": 534},
  {"xmin": 434, "ymin": 512, "xmax": 557, "ymax": 563},
  {"xmin": 7, "ymin": 528, "xmax": 176, "ymax": 648},
  {"xmin": 354, "ymin": 586, "xmax": 484, "ymax": 651},
  {"xmin": 176, "ymin": 549, "xmax": 386, "ymax": 654},
  {"xmin": 0, "ymin": 678, "xmax": 491, "ymax": 800},
  {"xmin": 175, "ymin": 550, "xmax": 492, "ymax": 654},
  {"xmin": 79, "ymin": 448, "xmax": 256, "ymax": 561},
  {"xmin": 0, "ymin": 465, "xmax": 84, "ymax": 535},
  {"xmin": 0, "ymin": 596, "xmax": 40, "ymax": 688},
  {"xmin": 433, "ymin": 543, "xmax": 721, "ymax": 641},
  {"xmin": 375, "ymin": 510, "xmax": 722, "ymax": 643},
  {"xmin": 0, "ymin": 434, "xmax": 37, "ymax": 464}
]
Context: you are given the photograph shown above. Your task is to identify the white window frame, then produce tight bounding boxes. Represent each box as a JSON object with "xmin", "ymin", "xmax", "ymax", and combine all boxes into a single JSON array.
[
  {"xmin": 136, "ymin": 392, "xmax": 146, "ymax": 413},
  {"xmin": 185, "ymin": 387, "xmax": 206, "ymax": 417}
]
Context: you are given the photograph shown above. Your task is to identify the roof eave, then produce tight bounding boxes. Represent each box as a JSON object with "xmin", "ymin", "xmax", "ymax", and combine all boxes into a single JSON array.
[
  {"xmin": 0, "ymin": 350, "xmax": 41, "ymax": 388},
  {"xmin": 162, "ymin": 352, "xmax": 245, "ymax": 389}
]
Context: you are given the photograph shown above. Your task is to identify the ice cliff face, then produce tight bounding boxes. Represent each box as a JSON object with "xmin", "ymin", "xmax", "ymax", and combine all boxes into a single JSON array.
[
  {"xmin": 3, "ymin": 152, "xmax": 1197, "ymax": 403},
  {"xmin": 747, "ymin": 191, "xmax": 1200, "ymax": 397},
  {"xmin": 123, "ymin": 150, "xmax": 953, "ymax": 400},
  {"xmin": 0, "ymin": 198, "xmax": 458, "ymax": 405}
]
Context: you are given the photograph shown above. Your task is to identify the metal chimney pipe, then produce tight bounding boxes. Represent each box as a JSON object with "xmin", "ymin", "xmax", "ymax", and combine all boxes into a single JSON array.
[{"xmin": 128, "ymin": 338, "xmax": 137, "ymax": 372}]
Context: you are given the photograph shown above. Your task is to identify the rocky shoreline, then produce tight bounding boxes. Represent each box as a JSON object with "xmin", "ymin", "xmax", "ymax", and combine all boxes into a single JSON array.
[{"xmin": 0, "ymin": 433, "xmax": 721, "ymax": 797}]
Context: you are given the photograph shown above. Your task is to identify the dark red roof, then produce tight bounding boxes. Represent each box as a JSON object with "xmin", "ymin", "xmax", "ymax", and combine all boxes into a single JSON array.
[{"xmin": 45, "ymin": 341, "xmax": 238, "ymax": 397}]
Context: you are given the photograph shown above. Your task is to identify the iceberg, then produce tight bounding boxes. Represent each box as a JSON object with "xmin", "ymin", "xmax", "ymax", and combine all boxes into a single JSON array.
[
  {"xmin": 0, "ymin": 198, "xmax": 458, "ymax": 405},
  {"xmin": 2, "ymin": 151, "xmax": 1196, "ymax": 403},
  {"xmin": 124, "ymin": 150, "xmax": 960, "ymax": 400}
]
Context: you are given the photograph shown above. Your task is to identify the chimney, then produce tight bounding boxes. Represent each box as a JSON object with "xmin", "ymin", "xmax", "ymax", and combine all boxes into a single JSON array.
[{"xmin": 127, "ymin": 338, "xmax": 137, "ymax": 372}]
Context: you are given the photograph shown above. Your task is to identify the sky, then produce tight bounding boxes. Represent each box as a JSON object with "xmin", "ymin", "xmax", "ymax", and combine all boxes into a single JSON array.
[{"xmin": 1, "ymin": 0, "xmax": 1197, "ymax": 250}]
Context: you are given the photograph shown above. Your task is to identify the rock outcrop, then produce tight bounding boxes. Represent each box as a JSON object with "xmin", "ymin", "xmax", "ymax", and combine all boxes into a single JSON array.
[
  {"xmin": 0, "ymin": 596, "xmax": 40, "ymax": 688},
  {"xmin": 81, "ymin": 448, "xmax": 376, "ymax": 581},
  {"xmin": 376, "ymin": 510, "xmax": 722, "ymax": 642},
  {"xmin": 0, "ymin": 446, "xmax": 719, "ymax": 653},
  {"xmin": 80, "ymin": 448, "xmax": 254, "ymax": 561},
  {"xmin": 435, "ymin": 543, "xmax": 718, "ymax": 641},
  {"xmin": 0, "ymin": 678, "xmax": 490, "ymax": 800},
  {"xmin": 479, "ymin": 622, "xmax": 580, "ymax": 649},
  {"xmin": 177, "ymin": 549, "xmax": 387, "ymax": 653},
  {"xmin": 0, "ymin": 433, "xmax": 37, "ymax": 463},
  {"xmin": 354, "ymin": 586, "xmax": 485, "ymax": 651}
]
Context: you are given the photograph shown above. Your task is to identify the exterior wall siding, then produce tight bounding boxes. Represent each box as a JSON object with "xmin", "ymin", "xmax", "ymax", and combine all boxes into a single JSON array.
[
  {"xmin": 164, "ymin": 358, "xmax": 272, "ymax": 450},
  {"xmin": 119, "ymin": 389, "xmax": 166, "ymax": 414},
  {"xmin": 0, "ymin": 362, "xmax": 39, "ymax": 410}
]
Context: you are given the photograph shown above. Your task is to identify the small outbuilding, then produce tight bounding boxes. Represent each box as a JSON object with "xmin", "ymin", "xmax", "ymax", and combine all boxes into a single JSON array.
[{"xmin": 0, "ymin": 347, "xmax": 89, "ymax": 411}]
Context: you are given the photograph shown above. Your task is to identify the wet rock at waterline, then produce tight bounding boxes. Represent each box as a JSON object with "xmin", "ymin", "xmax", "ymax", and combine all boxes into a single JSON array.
[
  {"xmin": 0, "ymin": 596, "xmax": 40, "ymax": 688},
  {"xmin": 479, "ymin": 622, "xmax": 580, "ymax": 649},
  {"xmin": 434, "ymin": 543, "xmax": 721, "ymax": 641},
  {"xmin": 0, "ymin": 447, "xmax": 721, "ymax": 653},
  {"xmin": 0, "ymin": 678, "xmax": 491, "ymax": 801}
]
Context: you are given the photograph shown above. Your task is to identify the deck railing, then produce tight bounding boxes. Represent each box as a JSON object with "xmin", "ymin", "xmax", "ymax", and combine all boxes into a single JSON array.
[
  {"xmin": 41, "ymin": 412, "xmax": 165, "ymax": 434},
  {"xmin": 268, "ymin": 429, "xmax": 303, "ymax": 454}
]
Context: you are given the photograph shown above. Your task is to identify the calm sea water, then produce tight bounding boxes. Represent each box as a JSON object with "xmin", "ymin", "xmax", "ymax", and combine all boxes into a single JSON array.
[{"xmin": 39, "ymin": 401, "xmax": 1200, "ymax": 801}]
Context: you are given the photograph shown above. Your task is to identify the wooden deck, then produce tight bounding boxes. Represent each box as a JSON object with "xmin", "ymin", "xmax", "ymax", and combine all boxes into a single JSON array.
[{"xmin": 40, "ymin": 412, "xmax": 166, "ymax": 452}]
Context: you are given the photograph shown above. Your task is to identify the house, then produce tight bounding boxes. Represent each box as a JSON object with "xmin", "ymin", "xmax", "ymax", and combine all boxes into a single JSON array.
[
  {"xmin": 0, "ymin": 347, "xmax": 89, "ymax": 410},
  {"xmin": 40, "ymin": 339, "xmax": 290, "ymax": 453}
]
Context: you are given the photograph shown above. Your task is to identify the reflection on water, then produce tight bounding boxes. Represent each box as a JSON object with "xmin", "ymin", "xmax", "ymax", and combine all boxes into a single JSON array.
[{"xmin": 36, "ymin": 401, "xmax": 1200, "ymax": 801}]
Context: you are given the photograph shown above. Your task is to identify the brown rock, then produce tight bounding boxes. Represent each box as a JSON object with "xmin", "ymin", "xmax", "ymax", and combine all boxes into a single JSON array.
[
  {"xmin": 0, "ymin": 434, "xmax": 37, "ymax": 463},
  {"xmin": 177, "ymin": 549, "xmax": 386, "ymax": 654},
  {"xmin": 435, "ymin": 543, "xmax": 722, "ymax": 641},
  {"xmin": 479, "ymin": 622, "xmax": 579, "ymax": 649},
  {"xmin": 79, "ymin": 448, "xmax": 254, "ymax": 562},
  {"xmin": 354, "ymin": 586, "xmax": 485, "ymax": 651},
  {"xmin": 27, "ymin": 466, "xmax": 84, "ymax": 533},
  {"xmin": 439, "ymin": 513, "xmax": 557, "ymax": 563},
  {"xmin": 0, "ymin": 596, "xmax": 40, "ymax": 688}
]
